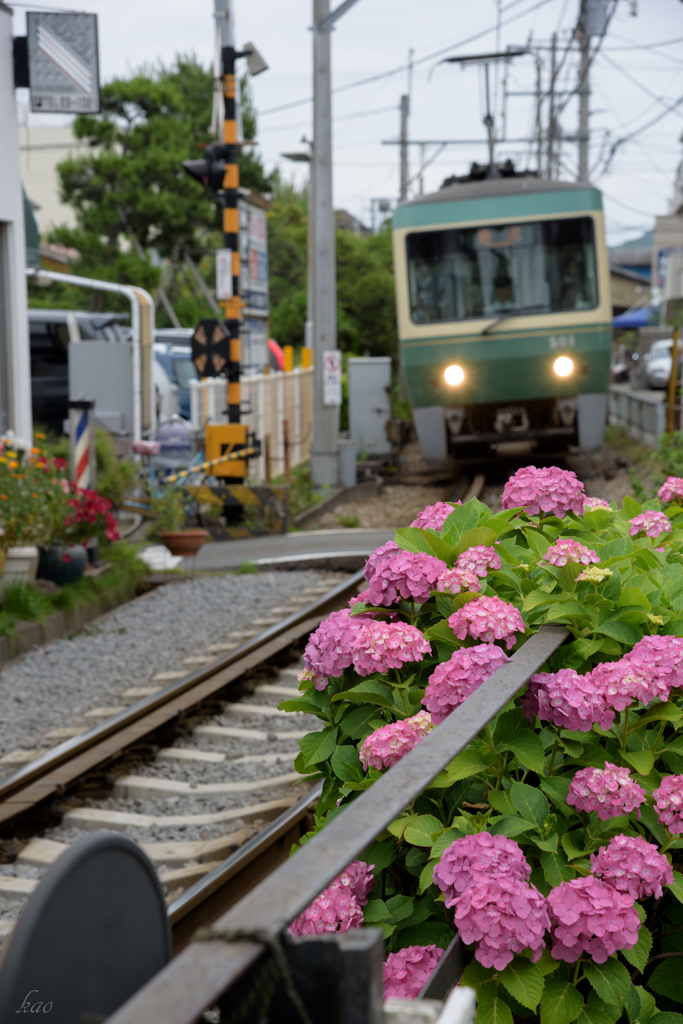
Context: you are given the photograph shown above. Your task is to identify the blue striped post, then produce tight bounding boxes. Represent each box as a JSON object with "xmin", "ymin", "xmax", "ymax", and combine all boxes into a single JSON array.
[{"xmin": 68, "ymin": 399, "xmax": 95, "ymax": 490}]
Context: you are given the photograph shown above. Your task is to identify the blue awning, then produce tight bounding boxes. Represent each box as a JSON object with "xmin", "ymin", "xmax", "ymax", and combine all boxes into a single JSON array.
[{"xmin": 612, "ymin": 308, "xmax": 657, "ymax": 328}]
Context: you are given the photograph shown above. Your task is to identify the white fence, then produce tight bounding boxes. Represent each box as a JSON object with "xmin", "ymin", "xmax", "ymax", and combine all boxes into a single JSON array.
[
  {"xmin": 190, "ymin": 368, "xmax": 314, "ymax": 483},
  {"xmin": 608, "ymin": 384, "xmax": 668, "ymax": 448}
]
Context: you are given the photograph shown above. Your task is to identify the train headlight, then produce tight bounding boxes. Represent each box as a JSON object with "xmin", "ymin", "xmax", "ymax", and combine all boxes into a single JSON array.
[
  {"xmin": 553, "ymin": 356, "xmax": 574, "ymax": 377},
  {"xmin": 444, "ymin": 364, "xmax": 465, "ymax": 386}
]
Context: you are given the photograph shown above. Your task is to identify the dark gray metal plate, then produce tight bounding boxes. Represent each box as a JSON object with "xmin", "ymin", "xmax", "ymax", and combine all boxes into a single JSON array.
[{"xmin": 0, "ymin": 831, "xmax": 170, "ymax": 1024}]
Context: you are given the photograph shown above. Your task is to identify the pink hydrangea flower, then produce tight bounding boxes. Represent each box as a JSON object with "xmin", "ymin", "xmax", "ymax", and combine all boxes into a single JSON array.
[
  {"xmin": 590, "ymin": 835, "xmax": 674, "ymax": 900},
  {"xmin": 583, "ymin": 497, "xmax": 611, "ymax": 511},
  {"xmin": 410, "ymin": 502, "xmax": 459, "ymax": 531},
  {"xmin": 289, "ymin": 859, "xmax": 374, "ymax": 936},
  {"xmin": 364, "ymin": 546, "xmax": 447, "ymax": 607},
  {"xmin": 590, "ymin": 653, "xmax": 678, "ymax": 711},
  {"xmin": 547, "ymin": 876, "xmax": 640, "ymax": 963},
  {"xmin": 302, "ymin": 608, "xmax": 367, "ymax": 690},
  {"xmin": 359, "ymin": 711, "xmax": 433, "ymax": 770},
  {"xmin": 383, "ymin": 946, "xmax": 444, "ymax": 999},
  {"xmin": 423, "ymin": 644, "xmax": 510, "ymax": 724},
  {"xmin": 658, "ymin": 476, "xmax": 683, "ymax": 503},
  {"xmin": 523, "ymin": 668, "xmax": 615, "ymax": 732},
  {"xmin": 567, "ymin": 763, "xmax": 646, "ymax": 821},
  {"xmin": 436, "ymin": 566, "xmax": 482, "ymax": 595},
  {"xmin": 456, "ymin": 545, "xmax": 501, "ymax": 577},
  {"xmin": 628, "ymin": 510, "xmax": 672, "ymax": 538},
  {"xmin": 448, "ymin": 596, "xmax": 525, "ymax": 650},
  {"xmin": 522, "ymin": 669, "xmax": 615, "ymax": 732},
  {"xmin": 629, "ymin": 634, "xmax": 683, "ymax": 677},
  {"xmin": 452, "ymin": 878, "xmax": 550, "ymax": 970},
  {"xmin": 433, "ymin": 833, "xmax": 531, "ymax": 904},
  {"xmin": 353, "ymin": 620, "xmax": 431, "ymax": 676},
  {"xmin": 501, "ymin": 466, "xmax": 586, "ymax": 518},
  {"xmin": 541, "ymin": 538, "xmax": 600, "ymax": 567},
  {"xmin": 654, "ymin": 775, "xmax": 683, "ymax": 834}
]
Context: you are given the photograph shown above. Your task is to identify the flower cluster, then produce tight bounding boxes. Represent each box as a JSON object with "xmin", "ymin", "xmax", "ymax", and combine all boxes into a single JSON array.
[
  {"xmin": 547, "ymin": 877, "xmax": 640, "ymax": 963},
  {"xmin": 567, "ymin": 763, "xmax": 646, "ymax": 821},
  {"xmin": 448, "ymin": 596, "xmax": 525, "ymax": 650},
  {"xmin": 62, "ymin": 486, "xmax": 120, "ymax": 544},
  {"xmin": 501, "ymin": 465, "xmax": 586, "ymax": 518},
  {"xmin": 453, "ymin": 878, "xmax": 550, "ymax": 970},
  {"xmin": 628, "ymin": 510, "xmax": 672, "ymax": 538},
  {"xmin": 363, "ymin": 545, "xmax": 447, "ymax": 606},
  {"xmin": 541, "ymin": 538, "xmax": 600, "ymax": 567},
  {"xmin": 433, "ymin": 833, "xmax": 531, "ymax": 903},
  {"xmin": 383, "ymin": 946, "xmax": 444, "ymax": 999},
  {"xmin": 353, "ymin": 620, "xmax": 431, "ymax": 676},
  {"xmin": 423, "ymin": 645, "xmax": 510, "ymax": 724},
  {"xmin": 654, "ymin": 775, "xmax": 683, "ymax": 834},
  {"xmin": 410, "ymin": 502, "xmax": 459, "ymax": 531},
  {"xmin": 302, "ymin": 608, "xmax": 367, "ymax": 690},
  {"xmin": 583, "ymin": 497, "xmax": 611, "ymax": 511},
  {"xmin": 456, "ymin": 545, "xmax": 501, "ymax": 577},
  {"xmin": 658, "ymin": 476, "xmax": 683, "ymax": 503},
  {"xmin": 436, "ymin": 566, "xmax": 482, "ymax": 594},
  {"xmin": 289, "ymin": 859, "xmax": 374, "ymax": 937},
  {"xmin": 359, "ymin": 711, "xmax": 433, "ymax": 770},
  {"xmin": 591, "ymin": 650, "xmax": 679, "ymax": 710},
  {"xmin": 522, "ymin": 669, "xmax": 615, "ymax": 732},
  {"xmin": 576, "ymin": 565, "xmax": 612, "ymax": 584},
  {"xmin": 590, "ymin": 835, "xmax": 673, "ymax": 900}
]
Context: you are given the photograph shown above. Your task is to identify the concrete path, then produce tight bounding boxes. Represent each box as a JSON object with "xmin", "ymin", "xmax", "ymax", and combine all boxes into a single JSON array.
[{"xmin": 180, "ymin": 528, "xmax": 393, "ymax": 572}]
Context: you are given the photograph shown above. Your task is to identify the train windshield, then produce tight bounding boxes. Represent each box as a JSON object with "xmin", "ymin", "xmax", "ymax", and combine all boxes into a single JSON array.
[{"xmin": 406, "ymin": 216, "xmax": 598, "ymax": 324}]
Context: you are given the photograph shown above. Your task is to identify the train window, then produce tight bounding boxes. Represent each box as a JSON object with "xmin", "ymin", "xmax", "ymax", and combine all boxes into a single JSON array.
[{"xmin": 406, "ymin": 217, "xmax": 598, "ymax": 324}]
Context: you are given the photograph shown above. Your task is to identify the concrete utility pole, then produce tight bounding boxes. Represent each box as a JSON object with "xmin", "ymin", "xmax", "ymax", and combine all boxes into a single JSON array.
[
  {"xmin": 547, "ymin": 33, "xmax": 557, "ymax": 180},
  {"xmin": 399, "ymin": 95, "xmax": 409, "ymax": 201},
  {"xmin": 577, "ymin": 0, "xmax": 591, "ymax": 182}
]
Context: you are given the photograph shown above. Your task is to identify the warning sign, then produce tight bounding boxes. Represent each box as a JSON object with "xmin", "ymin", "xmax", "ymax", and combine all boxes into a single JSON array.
[{"xmin": 323, "ymin": 350, "xmax": 342, "ymax": 407}]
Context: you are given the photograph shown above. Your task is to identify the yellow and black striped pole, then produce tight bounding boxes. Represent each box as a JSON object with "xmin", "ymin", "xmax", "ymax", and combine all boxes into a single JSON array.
[{"xmin": 221, "ymin": 46, "xmax": 242, "ymax": 424}]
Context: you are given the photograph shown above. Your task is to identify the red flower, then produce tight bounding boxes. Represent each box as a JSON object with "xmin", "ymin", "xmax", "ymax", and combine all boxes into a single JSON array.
[
  {"xmin": 53, "ymin": 457, "xmax": 67, "ymax": 471},
  {"xmin": 61, "ymin": 553, "xmax": 72, "ymax": 563}
]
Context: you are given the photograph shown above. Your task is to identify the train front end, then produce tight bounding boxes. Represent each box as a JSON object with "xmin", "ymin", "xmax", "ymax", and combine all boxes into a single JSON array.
[{"xmin": 392, "ymin": 176, "xmax": 612, "ymax": 461}]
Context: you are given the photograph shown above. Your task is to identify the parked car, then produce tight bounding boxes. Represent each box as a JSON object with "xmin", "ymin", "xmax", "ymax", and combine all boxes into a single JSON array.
[
  {"xmin": 29, "ymin": 309, "xmax": 128, "ymax": 434},
  {"xmin": 153, "ymin": 341, "xmax": 197, "ymax": 420},
  {"xmin": 644, "ymin": 338, "xmax": 673, "ymax": 390}
]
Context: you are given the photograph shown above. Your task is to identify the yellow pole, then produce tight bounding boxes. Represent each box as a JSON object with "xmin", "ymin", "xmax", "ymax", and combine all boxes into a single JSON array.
[
  {"xmin": 283, "ymin": 345, "xmax": 294, "ymax": 372},
  {"xmin": 668, "ymin": 326, "xmax": 681, "ymax": 434}
]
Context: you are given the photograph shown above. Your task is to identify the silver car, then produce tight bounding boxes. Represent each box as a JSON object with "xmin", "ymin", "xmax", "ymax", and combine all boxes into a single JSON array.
[{"xmin": 645, "ymin": 338, "xmax": 673, "ymax": 389}]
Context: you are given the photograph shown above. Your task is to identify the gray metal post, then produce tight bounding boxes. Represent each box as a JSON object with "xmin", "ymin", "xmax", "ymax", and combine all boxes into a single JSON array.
[
  {"xmin": 311, "ymin": 0, "xmax": 339, "ymax": 487},
  {"xmin": 577, "ymin": 0, "xmax": 590, "ymax": 182},
  {"xmin": 399, "ymin": 95, "xmax": 409, "ymax": 201},
  {"xmin": 306, "ymin": 155, "xmax": 314, "ymax": 350},
  {"xmin": 547, "ymin": 33, "xmax": 557, "ymax": 179}
]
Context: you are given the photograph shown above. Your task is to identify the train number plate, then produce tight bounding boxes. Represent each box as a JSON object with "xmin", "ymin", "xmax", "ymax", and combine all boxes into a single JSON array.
[{"xmin": 549, "ymin": 334, "xmax": 575, "ymax": 349}]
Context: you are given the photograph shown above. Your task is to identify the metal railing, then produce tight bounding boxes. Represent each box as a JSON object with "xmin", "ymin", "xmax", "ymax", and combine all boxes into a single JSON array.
[{"xmin": 107, "ymin": 624, "xmax": 568, "ymax": 1024}]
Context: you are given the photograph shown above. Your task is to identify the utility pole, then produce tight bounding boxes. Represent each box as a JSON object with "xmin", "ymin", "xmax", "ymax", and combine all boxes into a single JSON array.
[
  {"xmin": 547, "ymin": 33, "xmax": 557, "ymax": 179},
  {"xmin": 399, "ymin": 95, "xmax": 409, "ymax": 200},
  {"xmin": 577, "ymin": 0, "xmax": 591, "ymax": 182},
  {"xmin": 535, "ymin": 55, "xmax": 542, "ymax": 175}
]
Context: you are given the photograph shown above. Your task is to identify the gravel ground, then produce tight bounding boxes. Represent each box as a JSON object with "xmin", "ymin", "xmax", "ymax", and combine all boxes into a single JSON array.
[
  {"xmin": 305, "ymin": 484, "xmax": 452, "ymax": 530},
  {"xmin": 0, "ymin": 570, "xmax": 344, "ymax": 759}
]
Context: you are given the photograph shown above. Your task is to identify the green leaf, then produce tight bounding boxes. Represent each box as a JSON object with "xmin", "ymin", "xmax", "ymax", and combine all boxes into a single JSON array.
[
  {"xmin": 279, "ymin": 697, "xmax": 326, "ymax": 715},
  {"xmin": 540, "ymin": 977, "xmax": 584, "ymax": 1024},
  {"xmin": 435, "ymin": 593, "xmax": 454, "ymax": 618},
  {"xmin": 384, "ymin": 893, "xmax": 416, "ymax": 923},
  {"xmin": 586, "ymin": 992, "xmax": 621, "ymax": 1023},
  {"xmin": 339, "ymin": 706, "xmax": 378, "ymax": 739},
  {"xmin": 649, "ymin": 959, "xmax": 683, "ymax": 1005},
  {"xmin": 299, "ymin": 727, "xmax": 338, "ymax": 767},
  {"xmin": 594, "ymin": 619, "xmax": 644, "ymax": 646},
  {"xmin": 488, "ymin": 789, "xmax": 517, "ymax": 816},
  {"xmin": 331, "ymin": 678, "xmax": 395, "ymax": 709},
  {"xmin": 440, "ymin": 502, "xmax": 480, "ymax": 545},
  {"xmin": 418, "ymin": 858, "xmax": 437, "ymax": 893},
  {"xmin": 623, "ymin": 494, "xmax": 643, "ymax": 518},
  {"xmin": 394, "ymin": 526, "xmax": 454, "ymax": 564},
  {"xmin": 540, "ymin": 849, "xmax": 573, "ymax": 887},
  {"xmin": 641, "ymin": 702, "xmax": 683, "ymax": 723},
  {"xmin": 536, "ymin": 948, "xmax": 560, "ymax": 976},
  {"xmin": 363, "ymin": 899, "xmax": 391, "ymax": 923},
  {"xmin": 636, "ymin": 985, "xmax": 657, "ymax": 1023},
  {"xmin": 440, "ymin": 747, "xmax": 491, "ymax": 783},
  {"xmin": 500, "ymin": 731, "xmax": 546, "ymax": 773},
  {"xmin": 558, "ymin": 562, "xmax": 585, "ymax": 592},
  {"xmin": 576, "ymin": 1003, "xmax": 615, "ymax": 1024},
  {"xmin": 540, "ymin": 776, "xmax": 573, "ymax": 811},
  {"xmin": 403, "ymin": 814, "xmax": 444, "ymax": 847},
  {"xmin": 618, "ymin": 586, "xmax": 651, "ymax": 611},
  {"xmin": 649, "ymin": 1014, "xmax": 683, "ymax": 1024},
  {"xmin": 498, "ymin": 956, "xmax": 544, "ymax": 1011},
  {"xmin": 668, "ymin": 870, "xmax": 683, "ymax": 904},
  {"xmin": 526, "ymin": 530, "xmax": 552, "ymax": 558},
  {"xmin": 523, "ymin": 590, "xmax": 556, "ymax": 612},
  {"xmin": 533, "ymin": 833, "xmax": 559, "ymax": 852},
  {"xmin": 422, "ymin": 619, "xmax": 459, "ymax": 660},
  {"xmin": 477, "ymin": 999, "xmax": 514, "ymax": 1024},
  {"xmin": 545, "ymin": 599, "xmax": 590, "ymax": 621},
  {"xmin": 395, "ymin": 921, "xmax": 455, "ymax": 950},
  {"xmin": 453, "ymin": 526, "xmax": 497, "ymax": 555},
  {"xmin": 622, "ymin": 748, "xmax": 655, "ymax": 776},
  {"xmin": 603, "ymin": 571, "xmax": 622, "ymax": 604},
  {"xmin": 561, "ymin": 830, "xmax": 587, "ymax": 860},
  {"xmin": 584, "ymin": 958, "xmax": 631, "ymax": 1007},
  {"xmin": 621, "ymin": 924, "xmax": 652, "ymax": 973},
  {"xmin": 511, "ymin": 781, "xmax": 550, "ymax": 827},
  {"xmin": 330, "ymin": 745, "xmax": 364, "ymax": 783},
  {"xmin": 488, "ymin": 815, "xmax": 535, "ymax": 837}
]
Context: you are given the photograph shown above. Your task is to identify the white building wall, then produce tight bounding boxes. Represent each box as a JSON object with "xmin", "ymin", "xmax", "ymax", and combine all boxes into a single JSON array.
[
  {"xmin": 0, "ymin": 5, "xmax": 33, "ymax": 443},
  {"xmin": 19, "ymin": 125, "xmax": 81, "ymax": 233}
]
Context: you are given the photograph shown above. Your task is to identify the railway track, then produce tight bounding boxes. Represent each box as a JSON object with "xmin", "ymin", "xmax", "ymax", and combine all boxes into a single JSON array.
[{"xmin": 0, "ymin": 569, "xmax": 365, "ymax": 948}]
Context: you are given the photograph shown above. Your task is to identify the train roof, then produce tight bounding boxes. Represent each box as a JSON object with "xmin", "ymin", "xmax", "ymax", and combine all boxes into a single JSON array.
[{"xmin": 393, "ymin": 176, "xmax": 603, "ymax": 230}]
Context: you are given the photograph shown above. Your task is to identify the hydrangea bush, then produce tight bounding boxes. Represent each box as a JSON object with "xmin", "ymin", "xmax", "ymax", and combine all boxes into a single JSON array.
[{"xmin": 280, "ymin": 465, "xmax": 683, "ymax": 1019}]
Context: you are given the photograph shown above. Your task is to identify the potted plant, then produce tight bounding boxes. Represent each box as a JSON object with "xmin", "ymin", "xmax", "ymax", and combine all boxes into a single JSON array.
[
  {"xmin": 152, "ymin": 488, "xmax": 208, "ymax": 557},
  {"xmin": 40, "ymin": 484, "xmax": 120, "ymax": 586}
]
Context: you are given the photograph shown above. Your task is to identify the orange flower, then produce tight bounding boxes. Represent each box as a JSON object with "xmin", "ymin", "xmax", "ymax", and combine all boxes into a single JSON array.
[
  {"xmin": 0, "ymin": 495, "xmax": 7, "ymax": 500},
  {"xmin": 31, "ymin": 492, "xmax": 38, "ymax": 498},
  {"xmin": 8, "ymin": 461, "xmax": 18, "ymax": 470},
  {"xmin": 34, "ymin": 432, "xmax": 46, "ymax": 439},
  {"xmin": 30, "ymin": 447, "xmax": 40, "ymax": 454}
]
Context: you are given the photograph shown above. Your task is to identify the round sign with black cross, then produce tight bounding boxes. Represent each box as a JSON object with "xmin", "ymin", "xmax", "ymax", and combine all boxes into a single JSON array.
[{"xmin": 191, "ymin": 319, "xmax": 232, "ymax": 377}]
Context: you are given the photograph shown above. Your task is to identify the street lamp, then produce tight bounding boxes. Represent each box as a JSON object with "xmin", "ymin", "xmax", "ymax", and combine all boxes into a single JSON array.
[{"xmin": 281, "ymin": 140, "xmax": 314, "ymax": 353}]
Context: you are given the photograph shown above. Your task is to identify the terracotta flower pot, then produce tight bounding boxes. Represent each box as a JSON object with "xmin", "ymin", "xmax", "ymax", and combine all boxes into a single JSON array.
[{"xmin": 157, "ymin": 529, "xmax": 209, "ymax": 557}]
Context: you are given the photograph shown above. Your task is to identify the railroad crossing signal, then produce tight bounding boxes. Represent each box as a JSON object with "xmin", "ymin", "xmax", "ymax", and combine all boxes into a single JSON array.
[{"xmin": 191, "ymin": 319, "xmax": 231, "ymax": 378}]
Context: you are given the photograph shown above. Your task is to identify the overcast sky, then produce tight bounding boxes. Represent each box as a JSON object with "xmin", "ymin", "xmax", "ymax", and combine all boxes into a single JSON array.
[{"xmin": 12, "ymin": 0, "xmax": 683, "ymax": 245}]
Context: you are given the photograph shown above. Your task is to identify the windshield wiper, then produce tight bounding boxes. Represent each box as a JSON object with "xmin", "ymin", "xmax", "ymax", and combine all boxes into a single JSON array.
[{"xmin": 481, "ymin": 305, "xmax": 548, "ymax": 335}]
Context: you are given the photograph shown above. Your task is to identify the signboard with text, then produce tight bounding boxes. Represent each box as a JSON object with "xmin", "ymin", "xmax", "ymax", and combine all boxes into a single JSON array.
[
  {"xmin": 323, "ymin": 351, "xmax": 342, "ymax": 407},
  {"xmin": 27, "ymin": 13, "xmax": 100, "ymax": 113}
]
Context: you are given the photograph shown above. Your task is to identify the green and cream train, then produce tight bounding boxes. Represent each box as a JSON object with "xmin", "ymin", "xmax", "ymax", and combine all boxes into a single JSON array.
[{"xmin": 392, "ymin": 174, "xmax": 612, "ymax": 461}]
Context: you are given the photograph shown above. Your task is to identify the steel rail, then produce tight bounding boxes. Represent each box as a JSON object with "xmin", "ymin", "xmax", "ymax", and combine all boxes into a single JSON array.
[
  {"xmin": 0, "ymin": 570, "xmax": 364, "ymax": 828},
  {"xmin": 107, "ymin": 624, "xmax": 568, "ymax": 1024}
]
